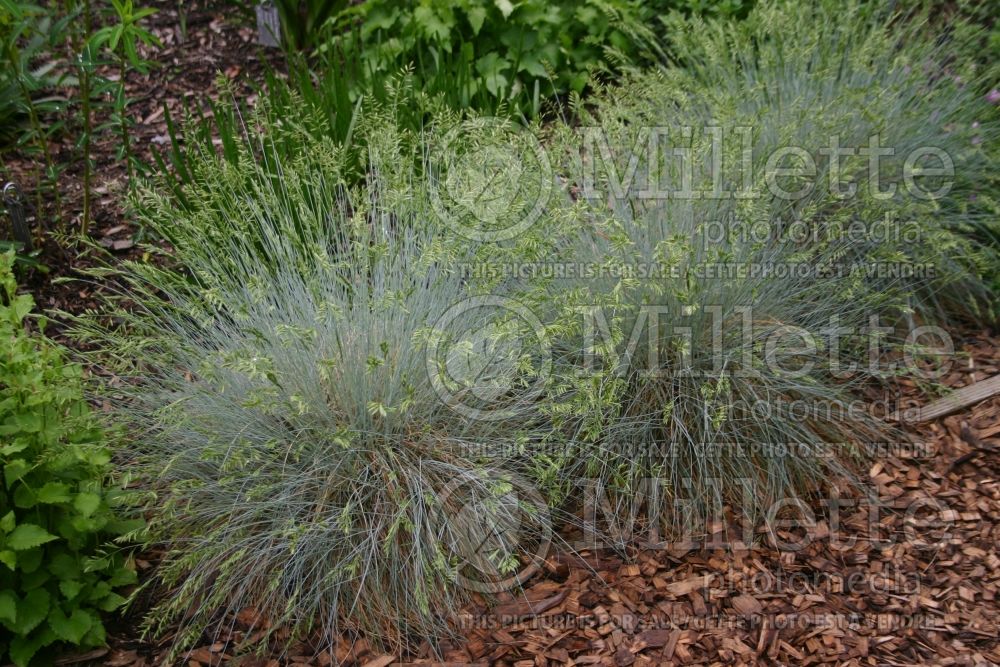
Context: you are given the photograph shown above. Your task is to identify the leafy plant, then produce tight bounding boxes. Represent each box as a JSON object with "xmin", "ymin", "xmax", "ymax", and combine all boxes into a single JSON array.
[
  {"xmin": 0, "ymin": 0, "xmax": 74, "ymax": 219},
  {"xmin": 272, "ymin": 0, "xmax": 347, "ymax": 50},
  {"xmin": 0, "ymin": 251, "xmax": 138, "ymax": 666},
  {"xmin": 321, "ymin": 0, "xmax": 665, "ymax": 117},
  {"xmin": 90, "ymin": 0, "xmax": 159, "ymax": 187}
]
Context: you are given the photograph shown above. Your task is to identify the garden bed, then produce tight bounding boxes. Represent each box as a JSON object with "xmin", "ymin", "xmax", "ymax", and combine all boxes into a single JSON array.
[
  {"xmin": 3, "ymin": 2, "xmax": 999, "ymax": 666},
  {"xmin": 86, "ymin": 333, "xmax": 1000, "ymax": 666},
  {"xmin": 3, "ymin": 0, "xmax": 275, "ymax": 330}
]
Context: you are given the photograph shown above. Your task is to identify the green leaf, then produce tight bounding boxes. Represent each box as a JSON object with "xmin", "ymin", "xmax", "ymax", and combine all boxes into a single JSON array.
[
  {"xmin": 4, "ymin": 459, "xmax": 30, "ymax": 488},
  {"xmin": 8, "ymin": 634, "xmax": 40, "ymax": 667},
  {"xmin": 73, "ymin": 492, "xmax": 102, "ymax": 518},
  {"xmin": 16, "ymin": 548, "xmax": 43, "ymax": 574},
  {"xmin": 14, "ymin": 588, "xmax": 49, "ymax": 634},
  {"xmin": 0, "ymin": 511, "xmax": 14, "ymax": 533},
  {"xmin": 13, "ymin": 484, "xmax": 38, "ymax": 509},
  {"xmin": 466, "ymin": 6, "xmax": 487, "ymax": 35},
  {"xmin": 48, "ymin": 606, "xmax": 94, "ymax": 644},
  {"xmin": 495, "ymin": 0, "xmax": 515, "ymax": 19},
  {"xmin": 413, "ymin": 5, "xmax": 451, "ymax": 42},
  {"xmin": 37, "ymin": 482, "xmax": 71, "ymax": 504},
  {"xmin": 7, "ymin": 524, "xmax": 58, "ymax": 551},
  {"xmin": 107, "ymin": 567, "xmax": 137, "ymax": 587},
  {"xmin": 0, "ymin": 551, "xmax": 15, "ymax": 570},
  {"xmin": 49, "ymin": 552, "xmax": 80, "ymax": 579},
  {"xmin": 97, "ymin": 592, "xmax": 127, "ymax": 612},
  {"xmin": 82, "ymin": 617, "xmax": 106, "ymax": 646},
  {"xmin": 59, "ymin": 579, "xmax": 83, "ymax": 601},
  {"xmin": 0, "ymin": 590, "xmax": 16, "ymax": 625},
  {"xmin": 476, "ymin": 52, "xmax": 511, "ymax": 96}
]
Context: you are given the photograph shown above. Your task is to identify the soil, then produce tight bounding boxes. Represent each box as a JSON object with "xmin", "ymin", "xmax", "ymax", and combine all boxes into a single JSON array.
[{"xmin": 2, "ymin": 0, "xmax": 280, "ymax": 338}]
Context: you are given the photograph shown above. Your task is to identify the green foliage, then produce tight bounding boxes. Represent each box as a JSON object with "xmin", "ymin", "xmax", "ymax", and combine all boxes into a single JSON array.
[
  {"xmin": 272, "ymin": 0, "xmax": 347, "ymax": 50},
  {"xmin": 0, "ymin": 252, "xmax": 138, "ymax": 666},
  {"xmin": 1, "ymin": 0, "xmax": 159, "ymax": 234},
  {"xmin": 0, "ymin": 0, "xmax": 75, "ymax": 223},
  {"xmin": 89, "ymin": 0, "xmax": 160, "ymax": 186},
  {"xmin": 0, "ymin": 0, "xmax": 72, "ymax": 147},
  {"xmin": 144, "ymin": 70, "xmax": 466, "ymax": 223},
  {"xmin": 322, "ymin": 0, "xmax": 665, "ymax": 116}
]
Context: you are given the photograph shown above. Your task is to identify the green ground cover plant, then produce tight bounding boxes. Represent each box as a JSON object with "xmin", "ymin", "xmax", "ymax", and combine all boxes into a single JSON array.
[{"xmin": 0, "ymin": 252, "xmax": 138, "ymax": 667}]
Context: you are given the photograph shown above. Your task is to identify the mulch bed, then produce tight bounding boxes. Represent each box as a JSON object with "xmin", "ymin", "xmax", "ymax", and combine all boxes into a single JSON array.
[
  {"xmin": 4, "ymin": 4, "xmax": 999, "ymax": 666},
  {"xmin": 2, "ymin": 0, "xmax": 278, "ymax": 331},
  {"xmin": 76, "ymin": 334, "xmax": 998, "ymax": 666}
]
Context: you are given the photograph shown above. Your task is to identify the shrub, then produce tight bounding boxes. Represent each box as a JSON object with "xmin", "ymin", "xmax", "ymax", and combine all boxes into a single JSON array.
[
  {"xmin": 0, "ymin": 252, "xmax": 137, "ymax": 667},
  {"xmin": 71, "ymin": 117, "xmax": 557, "ymax": 657}
]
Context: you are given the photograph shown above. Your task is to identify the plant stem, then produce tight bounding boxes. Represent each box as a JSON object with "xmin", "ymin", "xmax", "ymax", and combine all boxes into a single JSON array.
[
  {"xmin": 117, "ymin": 50, "xmax": 135, "ymax": 187},
  {"xmin": 79, "ymin": 0, "xmax": 94, "ymax": 236},
  {"xmin": 11, "ymin": 47, "xmax": 63, "ymax": 226}
]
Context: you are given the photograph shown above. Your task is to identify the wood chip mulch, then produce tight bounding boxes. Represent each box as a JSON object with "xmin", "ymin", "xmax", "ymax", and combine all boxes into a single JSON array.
[{"xmin": 3, "ymin": 0, "xmax": 279, "ymax": 333}]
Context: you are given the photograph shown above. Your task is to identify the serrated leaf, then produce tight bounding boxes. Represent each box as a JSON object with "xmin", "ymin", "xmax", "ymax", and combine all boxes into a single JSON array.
[
  {"xmin": 0, "ymin": 511, "xmax": 14, "ymax": 532},
  {"xmin": 48, "ymin": 606, "xmax": 93, "ymax": 643},
  {"xmin": 8, "ymin": 634, "xmax": 41, "ymax": 667},
  {"xmin": 98, "ymin": 592, "xmax": 127, "ymax": 612},
  {"xmin": 14, "ymin": 588, "xmax": 49, "ymax": 634},
  {"xmin": 16, "ymin": 547, "xmax": 43, "ymax": 573},
  {"xmin": 59, "ymin": 579, "xmax": 83, "ymax": 601},
  {"xmin": 13, "ymin": 484, "xmax": 37, "ymax": 509},
  {"xmin": 3, "ymin": 459, "xmax": 29, "ymax": 488},
  {"xmin": 73, "ymin": 492, "xmax": 101, "ymax": 518},
  {"xmin": 0, "ymin": 550, "xmax": 15, "ymax": 570},
  {"xmin": 0, "ymin": 590, "xmax": 16, "ymax": 624},
  {"xmin": 49, "ymin": 552, "xmax": 80, "ymax": 579},
  {"xmin": 37, "ymin": 482, "xmax": 71, "ymax": 504},
  {"xmin": 7, "ymin": 524, "xmax": 58, "ymax": 551},
  {"xmin": 107, "ymin": 567, "xmax": 137, "ymax": 587},
  {"xmin": 82, "ymin": 616, "xmax": 106, "ymax": 646}
]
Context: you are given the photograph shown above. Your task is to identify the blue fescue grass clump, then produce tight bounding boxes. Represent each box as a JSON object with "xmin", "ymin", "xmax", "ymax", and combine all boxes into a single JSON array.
[
  {"xmin": 528, "ymin": 0, "xmax": 999, "ymax": 532},
  {"xmin": 533, "ymin": 127, "xmax": 896, "ymax": 532},
  {"xmin": 69, "ymin": 113, "xmax": 558, "ymax": 658},
  {"xmin": 580, "ymin": 0, "xmax": 1000, "ymax": 322}
]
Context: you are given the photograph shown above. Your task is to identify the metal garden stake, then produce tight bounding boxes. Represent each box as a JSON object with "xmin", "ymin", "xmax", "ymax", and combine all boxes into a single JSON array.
[{"xmin": 256, "ymin": 2, "xmax": 281, "ymax": 47}]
